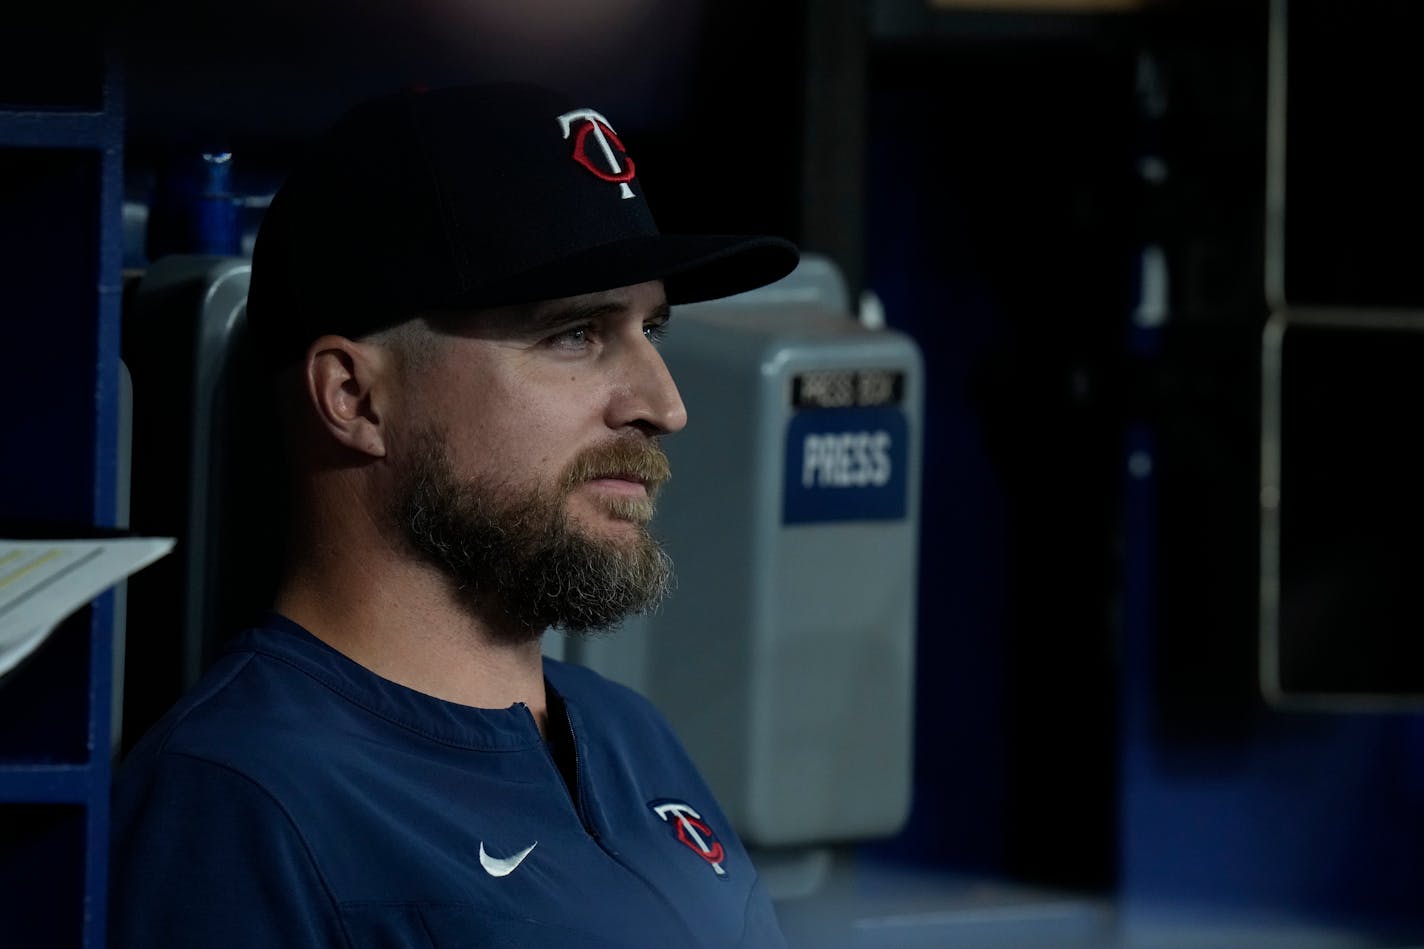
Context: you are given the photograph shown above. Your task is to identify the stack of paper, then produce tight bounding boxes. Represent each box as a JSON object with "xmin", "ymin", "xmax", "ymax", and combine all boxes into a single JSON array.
[{"xmin": 0, "ymin": 538, "xmax": 174, "ymax": 678}]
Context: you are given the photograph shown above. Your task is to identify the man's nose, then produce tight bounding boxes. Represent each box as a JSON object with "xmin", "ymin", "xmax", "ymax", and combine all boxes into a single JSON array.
[{"xmin": 608, "ymin": 337, "xmax": 688, "ymax": 436}]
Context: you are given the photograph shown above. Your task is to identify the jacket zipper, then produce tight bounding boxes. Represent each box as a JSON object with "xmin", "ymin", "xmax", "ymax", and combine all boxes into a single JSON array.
[{"xmin": 559, "ymin": 702, "xmax": 599, "ymax": 840}]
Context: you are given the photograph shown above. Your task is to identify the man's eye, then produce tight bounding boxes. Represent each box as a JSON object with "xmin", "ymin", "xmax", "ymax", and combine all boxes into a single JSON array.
[
  {"xmin": 644, "ymin": 322, "xmax": 669, "ymax": 344},
  {"xmin": 548, "ymin": 325, "xmax": 591, "ymax": 348}
]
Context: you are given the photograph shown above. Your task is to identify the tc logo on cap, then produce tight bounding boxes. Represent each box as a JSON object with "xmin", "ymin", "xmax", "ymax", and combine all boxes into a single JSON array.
[{"xmin": 558, "ymin": 108, "xmax": 637, "ymax": 200}]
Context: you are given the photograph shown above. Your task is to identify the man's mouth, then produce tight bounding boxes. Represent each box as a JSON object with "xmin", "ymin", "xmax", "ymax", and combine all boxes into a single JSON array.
[
  {"xmin": 585, "ymin": 474, "xmax": 650, "ymax": 497},
  {"xmin": 564, "ymin": 441, "xmax": 671, "ymax": 499}
]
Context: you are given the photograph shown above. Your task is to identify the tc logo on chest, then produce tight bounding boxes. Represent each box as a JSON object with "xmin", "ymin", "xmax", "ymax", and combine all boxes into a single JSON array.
[{"xmin": 649, "ymin": 799, "xmax": 728, "ymax": 878}]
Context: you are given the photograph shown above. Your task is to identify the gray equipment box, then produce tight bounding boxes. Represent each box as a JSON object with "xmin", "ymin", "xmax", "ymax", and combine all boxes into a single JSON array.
[{"xmin": 567, "ymin": 257, "xmax": 922, "ymax": 847}]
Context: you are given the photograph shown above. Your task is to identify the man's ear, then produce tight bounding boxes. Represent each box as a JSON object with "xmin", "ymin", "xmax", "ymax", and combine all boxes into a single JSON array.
[{"xmin": 303, "ymin": 335, "xmax": 392, "ymax": 459}]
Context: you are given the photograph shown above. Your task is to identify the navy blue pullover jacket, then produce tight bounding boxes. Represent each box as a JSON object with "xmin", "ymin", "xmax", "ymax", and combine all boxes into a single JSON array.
[{"xmin": 110, "ymin": 616, "xmax": 785, "ymax": 947}]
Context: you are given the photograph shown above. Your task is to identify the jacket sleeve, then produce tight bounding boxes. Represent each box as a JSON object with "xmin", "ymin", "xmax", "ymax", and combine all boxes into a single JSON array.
[{"xmin": 110, "ymin": 751, "xmax": 350, "ymax": 948}]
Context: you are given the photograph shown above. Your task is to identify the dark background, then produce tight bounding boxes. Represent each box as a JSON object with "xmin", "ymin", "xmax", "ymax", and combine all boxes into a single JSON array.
[{"xmin": 5, "ymin": 0, "xmax": 1424, "ymax": 942}]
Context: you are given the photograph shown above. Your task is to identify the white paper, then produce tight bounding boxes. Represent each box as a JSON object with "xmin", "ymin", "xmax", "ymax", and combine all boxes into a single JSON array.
[{"xmin": 0, "ymin": 537, "xmax": 175, "ymax": 678}]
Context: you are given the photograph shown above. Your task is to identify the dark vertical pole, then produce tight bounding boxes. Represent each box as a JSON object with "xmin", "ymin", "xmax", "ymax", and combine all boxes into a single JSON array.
[
  {"xmin": 85, "ymin": 50, "xmax": 125, "ymax": 949},
  {"xmin": 800, "ymin": 0, "xmax": 867, "ymax": 301}
]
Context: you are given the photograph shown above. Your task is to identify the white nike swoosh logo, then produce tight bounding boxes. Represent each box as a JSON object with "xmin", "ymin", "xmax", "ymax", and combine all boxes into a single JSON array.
[{"xmin": 479, "ymin": 841, "xmax": 537, "ymax": 877}]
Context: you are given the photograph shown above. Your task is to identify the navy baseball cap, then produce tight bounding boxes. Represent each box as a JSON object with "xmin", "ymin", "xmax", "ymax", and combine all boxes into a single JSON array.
[{"xmin": 246, "ymin": 83, "xmax": 799, "ymax": 368}]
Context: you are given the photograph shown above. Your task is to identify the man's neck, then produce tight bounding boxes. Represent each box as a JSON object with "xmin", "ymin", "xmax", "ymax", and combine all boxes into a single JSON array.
[{"xmin": 274, "ymin": 547, "xmax": 552, "ymax": 736}]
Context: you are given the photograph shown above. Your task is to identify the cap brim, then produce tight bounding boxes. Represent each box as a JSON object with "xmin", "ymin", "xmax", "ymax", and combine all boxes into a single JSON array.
[{"xmin": 445, "ymin": 234, "xmax": 800, "ymax": 309}]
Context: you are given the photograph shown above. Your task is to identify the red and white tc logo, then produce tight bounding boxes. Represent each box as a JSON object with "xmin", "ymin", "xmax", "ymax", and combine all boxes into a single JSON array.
[
  {"xmin": 651, "ymin": 800, "xmax": 727, "ymax": 877},
  {"xmin": 557, "ymin": 108, "xmax": 637, "ymax": 200}
]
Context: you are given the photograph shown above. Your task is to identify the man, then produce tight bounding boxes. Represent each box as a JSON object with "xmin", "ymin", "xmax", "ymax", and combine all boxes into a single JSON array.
[{"xmin": 111, "ymin": 84, "xmax": 797, "ymax": 947}]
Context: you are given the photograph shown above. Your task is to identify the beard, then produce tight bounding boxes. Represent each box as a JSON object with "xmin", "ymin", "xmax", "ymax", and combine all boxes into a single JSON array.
[{"xmin": 393, "ymin": 429, "xmax": 675, "ymax": 641}]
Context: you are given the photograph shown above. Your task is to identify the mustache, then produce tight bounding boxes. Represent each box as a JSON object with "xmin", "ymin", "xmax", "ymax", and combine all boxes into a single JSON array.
[{"xmin": 562, "ymin": 439, "xmax": 671, "ymax": 494}]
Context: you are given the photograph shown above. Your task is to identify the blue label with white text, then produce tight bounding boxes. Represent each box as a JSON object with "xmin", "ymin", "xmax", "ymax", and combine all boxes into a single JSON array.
[{"xmin": 782, "ymin": 407, "xmax": 909, "ymax": 524}]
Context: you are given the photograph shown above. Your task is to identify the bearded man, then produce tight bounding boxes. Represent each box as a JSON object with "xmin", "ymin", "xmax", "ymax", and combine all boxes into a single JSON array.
[{"xmin": 110, "ymin": 84, "xmax": 797, "ymax": 948}]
